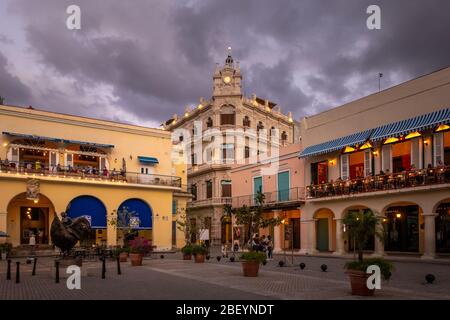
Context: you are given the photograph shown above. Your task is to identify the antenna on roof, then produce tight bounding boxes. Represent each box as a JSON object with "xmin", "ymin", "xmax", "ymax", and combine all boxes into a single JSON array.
[{"xmin": 378, "ymin": 73, "xmax": 383, "ymax": 92}]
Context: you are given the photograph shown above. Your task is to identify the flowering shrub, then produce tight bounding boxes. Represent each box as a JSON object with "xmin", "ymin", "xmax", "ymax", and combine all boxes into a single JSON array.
[{"xmin": 128, "ymin": 237, "xmax": 151, "ymax": 254}]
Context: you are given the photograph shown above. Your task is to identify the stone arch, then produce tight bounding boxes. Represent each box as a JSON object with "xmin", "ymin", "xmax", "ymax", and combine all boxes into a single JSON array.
[
  {"xmin": 313, "ymin": 208, "xmax": 336, "ymax": 252},
  {"xmin": 117, "ymin": 198, "xmax": 153, "ymax": 244},
  {"xmin": 66, "ymin": 195, "xmax": 108, "ymax": 246},
  {"xmin": 433, "ymin": 198, "xmax": 450, "ymax": 253},
  {"xmin": 6, "ymin": 192, "xmax": 56, "ymax": 246},
  {"xmin": 117, "ymin": 198, "xmax": 153, "ymax": 230},
  {"xmin": 66, "ymin": 195, "xmax": 107, "ymax": 228},
  {"xmin": 341, "ymin": 205, "xmax": 377, "ymax": 252},
  {"xmin": 382, "ymin": 201, "xmax": 423, "ymax": 253}
]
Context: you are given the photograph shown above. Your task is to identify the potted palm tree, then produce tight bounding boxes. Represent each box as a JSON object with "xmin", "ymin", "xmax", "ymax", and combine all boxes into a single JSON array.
[
  {"xmin": 128, "ymin": 236, "xmax": 150, "ymax": 266},
  {"xmin": 119, "ymin": 246, "xmax": 130, "ymax": 262},
  {"xmin": 232, "ymin": 192, "xmax": 282, "ymax": 277},
  {"xmin": 192, "ymin": 244, "xmax": 207, "ymax": 263},
  {"xmin": 239, "ymin": 251, "xmax": 267, "ymax": 277},
  {"xmin": 181, "ymin": 244, "xmax": 193, "ymax": 260},
  {"xmin": 343, "ymin": 210, "xmax": 393, "ymax": 296}
]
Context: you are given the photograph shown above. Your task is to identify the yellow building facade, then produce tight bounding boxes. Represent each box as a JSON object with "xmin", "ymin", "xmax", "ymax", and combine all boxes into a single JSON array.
[{"xmin": 0, "ymin": 104, "xmax": 188, "ymax": 250}]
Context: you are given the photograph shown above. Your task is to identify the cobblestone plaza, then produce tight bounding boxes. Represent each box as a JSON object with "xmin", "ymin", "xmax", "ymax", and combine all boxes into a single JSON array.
[{"xmin": 1, "ymin": 253, "xmax": 449, "ymax": 300}]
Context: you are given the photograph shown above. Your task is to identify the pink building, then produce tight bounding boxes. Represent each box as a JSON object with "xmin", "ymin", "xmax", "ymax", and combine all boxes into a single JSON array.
[{"xmin": 230, "ymin": 143, "xmax": 305, "ymax": 252}]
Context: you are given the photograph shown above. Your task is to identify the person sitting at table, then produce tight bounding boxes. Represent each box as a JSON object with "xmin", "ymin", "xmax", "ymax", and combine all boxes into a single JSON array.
[{"xmin": 111, "ymin": 168, "xmax": 118, "ymax": 180}]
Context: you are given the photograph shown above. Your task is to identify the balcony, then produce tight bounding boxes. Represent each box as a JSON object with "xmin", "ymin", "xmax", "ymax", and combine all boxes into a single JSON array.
[
  {"xmin": 187, "ymin": 197, "xmax": 232, "ymax": 208},
  {"xmin": 307, "ymin": 166, "xmax": 450, "ymax": 200},
  {"xmin": 231, "ymin": 187, "xmax": 305, "ymax": 209},
  {"xmin": 187, "ymin": 163, "xmax": 232, "ymax": 176},
  {"xmin": 0, "ymin": 161, "xmax": 181, "ymax": 188}
]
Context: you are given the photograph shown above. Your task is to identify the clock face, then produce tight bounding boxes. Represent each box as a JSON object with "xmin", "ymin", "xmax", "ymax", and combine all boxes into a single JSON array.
[{"xmin": 223, "ymin": 76, "xmax": 232, "ymax": 84}]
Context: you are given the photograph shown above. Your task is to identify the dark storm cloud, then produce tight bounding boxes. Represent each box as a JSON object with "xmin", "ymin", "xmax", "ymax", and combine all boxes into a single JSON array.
[
  {"xmin": 0, "ymin": 52, "xmax": 32, "ymax": 105},
  {"xmin": 1, "ymin": 0, "xmax": 450, "ymax": 124}
]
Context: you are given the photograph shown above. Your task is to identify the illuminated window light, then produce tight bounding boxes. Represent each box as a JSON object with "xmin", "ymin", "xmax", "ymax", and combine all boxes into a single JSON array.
[
  {"xmin": 405, "ymin": 131, "xmax": 421, "ymax": 139},
  {"xmin": 383, "ymin": 137, "xmax": 399, "ymax": 144},
  {"xmin": 343, "ymin": 146, "xmax": 356, "ymax": 153},
  {"xmin": 435, "ymin": 124, "xmax": 450, "ymax": 132},
  {"xmin": 359, "ymin": 142, "xmax": 372, "ymax": 150}
]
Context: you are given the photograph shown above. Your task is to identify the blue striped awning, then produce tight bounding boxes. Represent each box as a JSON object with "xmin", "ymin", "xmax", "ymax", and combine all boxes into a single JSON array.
[
  {"xmin": 299, "ymin": 130, "xmax": 372, "ymax": 158},
  {"xmin": 2, "ymin": 132, "xmax": 114, "ymax": 148},
  {"xmin": 62, "ymin": 139, "xmax": 114, "ymax": 148},
  {"xmin": 138, "ymin": 156, "xmax": 159, "ymax": 164},
  {"xmin": 371, "ymin": 108, "xmax": 450, "ymax": 141},
  {"xmin": 2, "ymin": 132, "xmax": 61, "ymax": 143}
]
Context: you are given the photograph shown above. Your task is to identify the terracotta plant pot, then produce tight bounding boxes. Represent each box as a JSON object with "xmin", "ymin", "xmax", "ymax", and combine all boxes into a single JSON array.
[
  {"xmin": 183, "ymin": 254, "xmax": 192, "ymax": 260},
  {"xmin": 241, "ymin": 261, "xmax": 260, "ymax": 277},
  {"xmin": 119, "ymin": 252, "xmax": 128, "ymax": 262},
  {"xmin": 130, "ymin": 253, "xmax": 143, "ymax": 266},
  {"xmin": 346, "ymin": 270, "xmax": 375, "ymax": 296},
  {"xmin": 194, "ymin": 254, "xmax": 205, "ymax": 263}
]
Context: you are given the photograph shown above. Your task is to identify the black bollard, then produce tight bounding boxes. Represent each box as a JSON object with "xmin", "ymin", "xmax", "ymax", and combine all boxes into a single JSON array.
[
  {"xmin": 116, "ymin": 257, "xmax": 121, "ymax": 275},
  {"xmin": 55, "ymin": 260, "xmax": 60, "ymax": 283},
  {"xmin": 15, "ymin": 261, "xmax": 20, "ymax": 284},
  {"xmin": 32, "ymin": 258, "xmax": 37, "ymax": 276},
  {"xmin": 102, "ymin": 256, "xmax": 106, "ymax": 279},
  {"xmin": 6, "ymin": 259, "xmax": 11, "ymax": 280},
  {"xmin": 0, "ymin": 250, "xmax": 2, "ymax": 260}
]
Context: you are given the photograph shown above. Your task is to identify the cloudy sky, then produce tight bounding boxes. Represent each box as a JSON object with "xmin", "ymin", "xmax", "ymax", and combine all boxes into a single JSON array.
[{"xmin": 0, "ymin": 0, "xmax": 449, "ymax": 127}]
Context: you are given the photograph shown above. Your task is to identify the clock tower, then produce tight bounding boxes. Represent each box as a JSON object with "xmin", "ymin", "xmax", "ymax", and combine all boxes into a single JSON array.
[{"xmin": 212, "ymin": 47, "xmax": 242, "ymax": 98}]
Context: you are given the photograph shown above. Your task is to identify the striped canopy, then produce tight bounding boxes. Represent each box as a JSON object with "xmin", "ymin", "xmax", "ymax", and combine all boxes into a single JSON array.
[
  {"xmin": 299, "ymin": 130, "xmax": 373, "ymax": 158},
  {"xmin": 370, "ymin": 108, "xmax": 450, "ymax": 141},
  {"xmin": 299, "ymin": 107, "xmax": 450, "ymax": 158}
]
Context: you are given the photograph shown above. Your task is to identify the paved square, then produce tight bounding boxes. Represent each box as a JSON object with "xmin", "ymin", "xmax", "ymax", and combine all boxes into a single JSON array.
[{"xmin": 1, "ymin": 254, "xmax": 449, "ymax": 300}]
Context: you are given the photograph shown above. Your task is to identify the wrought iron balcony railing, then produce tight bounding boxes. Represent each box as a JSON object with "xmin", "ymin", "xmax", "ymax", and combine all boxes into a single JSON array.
[
  {"xmin": 0, "ymin": 161, "xmax": 182, "ymax": 188},
  {"xmin": 187, "ymin": 197, "xmax": 232, "ymax": 208},
  {"xmin": 306, "ymin": 166, "xmax": 450, "ymax": 199},
  {"xmin": 231, "ymin": 187, "xmax": 305, "ymax": 208}
]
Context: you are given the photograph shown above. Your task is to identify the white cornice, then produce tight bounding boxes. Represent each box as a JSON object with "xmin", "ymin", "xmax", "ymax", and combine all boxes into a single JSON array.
[{"xmin": 0, "ymin": 106, "xmax": 170, "ymax": 139}]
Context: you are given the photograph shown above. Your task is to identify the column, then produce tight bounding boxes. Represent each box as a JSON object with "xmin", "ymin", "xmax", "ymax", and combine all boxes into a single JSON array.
[
  {"xmin": 273, "ymin": 210, "xmax": 282, "ymax": 253},
  {"xmin": 106, "ymin": 212, "xmax": 117, "ymax": 247},
  {"xmin": 373, "ymin": 216, "xmax": 385, "ymax": 257},
  {"xmin": 0, "ymin": 211, "xmax": 7, "ymax": 244},
  {"xmin": 299, "ymin": 218, "xmax": 317, "ymax": 255},
  {"xmin": 333, "ymin": 218, "xmax": 345, "ymax": 255},
  {"xmin": 421, "ymin": 213, "xmax": 437, "ymax": 259}
]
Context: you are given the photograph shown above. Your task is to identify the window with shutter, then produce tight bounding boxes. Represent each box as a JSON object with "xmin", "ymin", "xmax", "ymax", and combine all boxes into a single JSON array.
[
  {"xmin": 340, "ymin": 154, "xmax": 349, "ymax": 180},
  {"xmin": 381, "ymin": 144, "xmax": 392, "ymax": 173},
  {"xmin": 364, "ymin": 150, "xmax": 372, "ymax": 177},
  {"xmin": 11, "ymin": 147, "xmax": 19, "ymax": 163},
  {"xmin": 206, "ymin": 180, "xmax": 213, "ymax": 199},
  {"xmin": 66, "ymin": 154, "xmax": 73, "ymax": 167},
  {"xmin": 50, "ymin": 152, "xmax": 57, "ymax": 167},
  {"xmin": 434, "ymin": 132, "xmax": 444, "ymax": 166},
  {"xmin": 221, "ymin": 180, "xmax": 232, "ymax": 197}
]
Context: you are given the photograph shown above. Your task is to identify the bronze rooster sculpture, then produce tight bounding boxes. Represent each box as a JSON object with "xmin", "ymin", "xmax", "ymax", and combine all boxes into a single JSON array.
[{"xmin": 50, "ymin": 212, "xmax": 91, "ymax": 254}]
